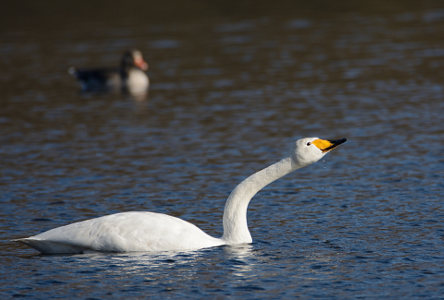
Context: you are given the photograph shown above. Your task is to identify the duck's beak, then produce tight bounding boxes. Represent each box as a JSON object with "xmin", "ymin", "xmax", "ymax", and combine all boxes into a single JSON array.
[
  {"xmin": 135, "ymin": 58, "xmax": 148, "ymax": 71},
  {"xmin": 312, "ymin": 138, "xmax": 347, "ymax": 153}
]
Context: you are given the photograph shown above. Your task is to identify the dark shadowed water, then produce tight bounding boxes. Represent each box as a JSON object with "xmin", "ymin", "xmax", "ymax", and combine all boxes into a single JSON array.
[{"xmin": 1, "ymin": 1, "xmax": 443, "ymax": 299}]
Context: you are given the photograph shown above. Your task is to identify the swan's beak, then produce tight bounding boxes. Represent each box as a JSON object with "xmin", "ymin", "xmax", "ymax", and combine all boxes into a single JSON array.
[{"xmin": 313, "ymin": 138, "xmax": 347, "ymax": 153}]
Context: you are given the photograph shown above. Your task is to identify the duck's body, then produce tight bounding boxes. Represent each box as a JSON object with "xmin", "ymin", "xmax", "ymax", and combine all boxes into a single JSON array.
[
  {"xmin": 16, "ymin": 137, "xmax": 346, "ymax": 254},
  {"xmin": 69, "ymin": 49, "xmax": 149, "ymax": 94}
]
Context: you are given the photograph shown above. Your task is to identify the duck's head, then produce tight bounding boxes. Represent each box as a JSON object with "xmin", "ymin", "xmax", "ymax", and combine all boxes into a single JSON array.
[
  {"xmin": 292, "ymin": 137, "xmax": 347, "ymax": 166},
  {"xmin": 121, "ymin": 49, "xmax": 149, "ymax": 71}
]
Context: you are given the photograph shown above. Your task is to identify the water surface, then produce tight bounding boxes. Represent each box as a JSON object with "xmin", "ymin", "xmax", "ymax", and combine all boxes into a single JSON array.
[{"xmin": 1, "ymin": 1, "xmax": 443, "ymax": 299}]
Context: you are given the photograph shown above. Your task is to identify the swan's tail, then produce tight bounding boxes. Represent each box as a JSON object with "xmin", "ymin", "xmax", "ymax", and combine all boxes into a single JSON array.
[{"xmin": 13, "ymin": 238, "xmax": 86, "ymax": 254}]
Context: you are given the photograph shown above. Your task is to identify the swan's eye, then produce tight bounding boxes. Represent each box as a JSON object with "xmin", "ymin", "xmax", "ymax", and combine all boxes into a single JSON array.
[{"xmin": 307, "ymin": 142, "xmax": 311, "ymax": 146}]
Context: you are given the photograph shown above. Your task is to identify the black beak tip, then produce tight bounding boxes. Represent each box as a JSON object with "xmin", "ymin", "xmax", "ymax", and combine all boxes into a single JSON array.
[
  {"xmin": 323, "ymin": 138, "xmax": 347, "ymax": 152},
  {"xmin": 331, "ymin": 138, "xmax": 347, "ymax": 146}
]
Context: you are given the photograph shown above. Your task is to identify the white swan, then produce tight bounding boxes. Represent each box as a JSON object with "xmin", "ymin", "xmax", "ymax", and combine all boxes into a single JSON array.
[{"xmin": 15, "ymin": 137, "xmax": 346, "ymax": 254}]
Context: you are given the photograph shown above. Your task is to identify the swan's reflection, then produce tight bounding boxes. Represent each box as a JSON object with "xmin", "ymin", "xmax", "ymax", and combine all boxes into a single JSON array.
[
  {"xmin": 224, "ymin": 243, "xmax": 254, "ymax": 259},
  {"xmin": 67, "ymin": 244, "xmax": 258, "ymax": 282},
  {"xmin": 80, "ymin": 249, "xmax": 203, "ymax": 268},
  {"xmin": 223, "ymin": 244, "xmax": 257, "ymax": 278}
]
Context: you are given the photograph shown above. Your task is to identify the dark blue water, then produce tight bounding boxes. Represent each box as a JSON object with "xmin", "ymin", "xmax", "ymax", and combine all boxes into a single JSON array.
[{"xmin": 1, "ymin": 1, "xmax": 443, "ymax": 299}]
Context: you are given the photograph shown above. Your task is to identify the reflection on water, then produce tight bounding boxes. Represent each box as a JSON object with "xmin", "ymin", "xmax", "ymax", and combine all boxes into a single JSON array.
[
  {"xmin": 78, "ymin": 88, "xmax": 149, "ymax": 102},
  {"xmin": 78, "ymin": 244, "xmax": 256, "ymax": 278},
  {"xmin": 1, "ymin": 0, "xmax": 444, "ymax": 299},
  {"xmin": 223, "ymin": 244, "xmax": 257, "ymax": 278}
]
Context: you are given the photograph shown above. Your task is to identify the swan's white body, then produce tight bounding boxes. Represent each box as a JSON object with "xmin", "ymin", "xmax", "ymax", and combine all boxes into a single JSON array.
[
  {"xmin": 21, "ymin": 212, "xmax": 224, "ymax": 253},
  {"xmin": 16, "ymin": 137, "xmax": 346, "ymax": 254}
]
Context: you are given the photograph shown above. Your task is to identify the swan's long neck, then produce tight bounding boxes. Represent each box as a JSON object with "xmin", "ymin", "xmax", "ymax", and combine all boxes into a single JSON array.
[{"xmin": 221, "ymin": 156, "xmax": 300, "ymax": 244}]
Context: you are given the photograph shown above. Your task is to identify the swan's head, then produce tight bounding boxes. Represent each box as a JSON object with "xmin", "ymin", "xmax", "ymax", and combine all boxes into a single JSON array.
[{"xmin": 292, "ymin": 137, "xmax": 347, "ymax": 166}]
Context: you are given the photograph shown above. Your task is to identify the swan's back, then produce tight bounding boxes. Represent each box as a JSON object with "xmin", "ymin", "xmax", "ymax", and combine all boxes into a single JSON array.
[{"xmin": 18, "ymin": 212, "xmax": 224, "ymax": 254}]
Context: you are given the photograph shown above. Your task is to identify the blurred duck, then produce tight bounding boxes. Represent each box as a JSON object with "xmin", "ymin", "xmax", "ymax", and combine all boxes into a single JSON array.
[{"xmin": 69, "ymin": 49, "xmax": 149, "ymax": 94}]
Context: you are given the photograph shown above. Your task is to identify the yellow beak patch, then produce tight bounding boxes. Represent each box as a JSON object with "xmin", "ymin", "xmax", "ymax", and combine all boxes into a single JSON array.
[
  {"xmin": 312, "ymin": 138, "xmax": 347, "ymax": 152},
  {"xmin": 312, "ymin": 139, "xmax": 334, "ymax": 152}
]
